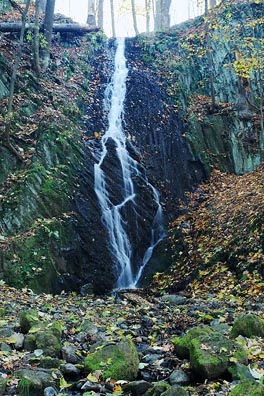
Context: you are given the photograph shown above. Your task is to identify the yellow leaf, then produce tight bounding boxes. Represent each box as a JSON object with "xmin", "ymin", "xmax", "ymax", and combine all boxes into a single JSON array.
[{"xmin": 87, "ymin": 373, "xmax": 99, "ymax": 383}]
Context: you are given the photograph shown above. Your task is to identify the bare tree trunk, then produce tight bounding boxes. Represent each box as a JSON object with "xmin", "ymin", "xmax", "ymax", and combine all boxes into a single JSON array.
[
  {"xmin": 39, "ymin": 0, "xmax": 46, "ymax": 13},
  {"xmin": 1, "ymin": 0, "xmax": 31, "ymax": 161},
  {"xmin": 110, "ymin": 0, "xmax": 115, "ymax": 38},
  {"xmin": 33, "ymin": 0, "xmax": 41, "ymax": 76},
  {"xmin": 96, "ymin": 0, "xmax": 104, "ymax": 29},
  {"xmin": 145, "ymin": 0, "xmax": 150, "ymax": 33},
  {"xmin": 87, "ymin": 0, "xmax": 96, "ymax": 25},
  {"xmin": 131, "ymin": 0, "xmax": 139, "ymax": 36},
  {"xmin": 40, "ymin": 0, "xmax": 55, "ymax": 70},
  {"xmin": 155, "ymin": 0, "xmax": 171, "ymax": 31},
  {"xmin": 162, "ymin": 0, "xmax": 171, "ymax": 28}
]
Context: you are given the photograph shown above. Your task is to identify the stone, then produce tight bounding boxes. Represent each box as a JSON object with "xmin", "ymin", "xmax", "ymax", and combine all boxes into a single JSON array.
[
  {"xmin": 19, "ymin": 310, "xmax": 39, "ymax": 333},
  {"xmin": 17, "ymin": 368, "xmax": 61, "ymax": 394},
  {"xmin": 24, "ymin": 323, "xmax": 62, "ymax": 357},
  {"xmin": 12, "ymin": 332, "xmax": 24, "ymax": 349},
  {"xmin": 44, "ymin": 387, "xmax": 57, "ymax": 396},
  {"xmin": 60, "ymin": 363, "xmax": 81, "ymax": 379},
  {"xmin": 228, "ymin": 363, "xmax": 255, "ymax": 381},
  {"xmin": 84, "ymin": 337, "xmax": 139, "ymax": 380},
  {"xmin": 80, "ymin": 319, "xmax": 98, "ymax": 336},
  {"xmin": 144, "ymin": 382, "xmax": 170, "ymax": 396},
  {"xmin": 36, "ymin": 330, "xmax": 61, "ymax": 358},
  {"xmin": 0, "ymin": 342, "xmax": 12, "ymax": 352},
  {"xmin": 169, "ymin": 370, "xmax": 190, "ymax": 386},
  {"xmin": 230, "ymin": 380, "xmax": 264, "ymax": 396},
  {"xmin": 160, "ymin": 385, "xmax": 188, "ymax": 396},
  {"xmin": 142, "ymin": 353, "xmax": 161, "ymax": 364},
  {"xmin": 190, "ymin": 332, "xmax": 248, "ymax": 380},
  {"xmin": 160, "ymin": 295, "xmax": 187, "ymax": 305},
  {"xmin": 123, "ymin": 380, "xmax": 152, "ymax": 395},
  {"xmin": 173, "ymin": 325, "xmax": 213, "ymax": 358},
  {"xmin": 230, "ymin": 314, "xmax": 264, "ymax": 339},
  {"xmin": 80, "ymin": 283, "xmax": 94, "ymax": 296},
  {"xmin": 17, "ymin": 369, "xmax": 43, "ymax": 396},
  {"xmin": 29, "ymin": 356, "xmax": 63, "ymax": 369},
  {"xmin": 62, "ymin": 345, "xmax": 81, "ymax": 364}
]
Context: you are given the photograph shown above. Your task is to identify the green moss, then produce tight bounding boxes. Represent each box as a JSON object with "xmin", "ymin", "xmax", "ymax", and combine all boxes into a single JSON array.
[
  {"xmin": 17, "ymin": 376, "xmax": 42, "ymax": 396},
  {"xmin": 20, "ymin": 310, "xmax": 39, "ymax": 333},
  {"xmin": 36, "ymin": 330, "xmax": 61, "ymax": 357},
  {"xmin": 160, "ymin": 385, "xmax": 188, "ymax": 396},
  {"xmin": 230, "ymin": 380, "xmax": 264, "ymax": 396},
  {"xmin": 189, "ymin": 333, "xmax": 248, "ymax": 380},
  {"xmin": 144, "ymin": 382, "xmax": 171, "ymax": 396},
  {"xmin": 173, "ymin": 325, "xmax": 213, "ymax": 358},
  {"xmin": 230, "ymin": 314, "xmax": 264, "ymax": 339},
  {"xmin": 84, "ymin": 337, "xmax": 139, "ymax": 380}
]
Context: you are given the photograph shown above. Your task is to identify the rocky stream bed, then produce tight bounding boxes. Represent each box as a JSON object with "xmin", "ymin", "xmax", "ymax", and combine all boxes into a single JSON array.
[{"xmin": 0, "ymin": 282, "xmax": 264, "ymax": 396}]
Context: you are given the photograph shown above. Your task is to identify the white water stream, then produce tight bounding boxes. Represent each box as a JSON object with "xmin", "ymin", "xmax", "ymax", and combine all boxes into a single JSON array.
[{"xmin": 94, "ymin": 37, "xmax": 165, "ymax": 289}]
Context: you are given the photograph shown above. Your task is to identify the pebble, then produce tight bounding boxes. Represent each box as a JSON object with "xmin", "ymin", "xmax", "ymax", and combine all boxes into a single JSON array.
[{"xmin": 169, "ymin": 369, "xmax": 191, "ymax": 386}]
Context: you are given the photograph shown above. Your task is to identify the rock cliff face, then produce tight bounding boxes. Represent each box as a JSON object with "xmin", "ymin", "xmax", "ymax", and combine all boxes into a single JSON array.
[{"xmin": 0, "ymin": 2, "xmax": 263, "ymax": 293}]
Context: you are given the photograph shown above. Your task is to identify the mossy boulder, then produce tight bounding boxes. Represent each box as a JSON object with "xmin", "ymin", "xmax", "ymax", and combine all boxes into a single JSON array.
[
  {"xmin": 144, "ymin": 381, "xmax": 170, "ymax": 396},
  {"xmin": 227, "ymin": 363, "xmax": 255, "ymax": 381},
  {"xmin": 173, "ymin": 325, "xmax": 213, "ymax": 358},
  {"xmin": 17, "ymin": 368, "xmax": 62, "ymax": 396},
  {"xmin": 24, "ymin": 322, "xmax": 62, "ymax": 357},
  {"xmin": 20, "ymin": 310, "xmax": 39, "ymax": 333},
  {"xmin": 190, "ymin": 332, "xmax": 248, "ymax": 379},
  {"xmin": 29, "ymin": 356, "xmax": 63, "ymax": 369},
  {"xmin": 230, "ymin": 380, "xmax": 264, "ymax": 396},
  {"xmin": 84, "ymin": 337, "xmax": 139, "ymax": 380},
  {"xmin": 160, "ymin": 385, "xmax": 188, "ymax": 396},
  {"xmin": 230, "ymin": 314, "xmax": 264, "ymax": 339}
]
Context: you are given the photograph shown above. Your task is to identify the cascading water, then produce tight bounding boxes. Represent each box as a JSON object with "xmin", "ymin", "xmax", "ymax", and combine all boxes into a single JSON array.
[{"xmin": 94, "ymin": 37, "xmax": 165, "ymax": 289}]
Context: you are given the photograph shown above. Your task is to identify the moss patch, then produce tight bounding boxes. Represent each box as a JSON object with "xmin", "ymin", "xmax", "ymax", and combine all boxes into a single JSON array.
[{"xmin": 84, "ymin": 337, "xmax": 139, "ymax": 380}]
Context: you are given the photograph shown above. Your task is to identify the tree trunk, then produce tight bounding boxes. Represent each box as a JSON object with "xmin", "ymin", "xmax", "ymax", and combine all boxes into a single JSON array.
[
  {"xmin": 1, "ymin": 0, "xmax": 31, "ymax": 161},
  {"xmin": 145, "ymin": 0, "xmax": 150, "ymax": 33},
  {"xmin": 131, "ymin": 0, "xmax": 139, "ymax": 36},
  {"xmin": 209, "ymin": 0, "xmax": 217, "ymax": 6},
  {"xmin": 40, "ymin": 0, "xmax": 55, "ymax": 70},
  {"xmin": 0, "ymin": 22, "xmax": 98, "ymax": 32},
  {"xmin": 97, "ymin": 0, "xmax": 104, "ymax": 29},
  {"xmin": 155, "ymin": 0, "xmax": 171, "ymax": 31},
  {"xmin": 39, "ymin": 0, "xmax": 46, "ymax": 13},
  {"xmin": 110, "ymin": 0, "xmax": 115, "ymax": 37},
  {"xmin": 87, "ymin": 0, "xmax": 96, "ymax": 26}
]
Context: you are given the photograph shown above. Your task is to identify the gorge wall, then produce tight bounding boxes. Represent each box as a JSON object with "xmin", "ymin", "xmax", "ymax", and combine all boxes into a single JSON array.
[{"xmin": 0, "ymin": 2, "xmax": 263, "ymax": 294}]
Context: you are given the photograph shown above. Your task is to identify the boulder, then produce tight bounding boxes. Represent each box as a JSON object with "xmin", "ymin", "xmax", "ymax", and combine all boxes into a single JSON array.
[
  {"xmin": 190, "ymin": 332, "xmax": 248, "ymax": 380},
  {"xmin": 19, "ymin": 310, "xmax": 39, "ymax": 333},
  {"xmin": 169, "ymin": 370, "xmax": 190, "ymax": 386},
  {"xmin": 144, "ymin": 382, "xmax": 170, "ymax": 396},
  {"xmin": 24, "ymin": 322, "xmax": 62, "ymax": 357},
  {"xmin": 84, "ymin": 337, "xmax": 139, "ymax": 380},
  {"xmin": 227, "ymin": 363, "xmax": 255, "ymax": 381},
  {"xmin": 230, "ymin": 314, "xmax": 264, "ymax": 339},
  {"xmin": 230, "ymin": 380, "xmax": 264, "ymax": 396},
  {"xmin": 123, "ymin": 380, "xmax": 152, "ymax": 395},
  {"xmin": 160, "ymin": 385, "xmax": 188, "ymax": 396},
  {"xmin": 17, "ymin": 368, "xmax": 61, "ymax": 396},
  {"xmin": 173, "ymin": 325, "xmax": 213, "ymax": 358}
]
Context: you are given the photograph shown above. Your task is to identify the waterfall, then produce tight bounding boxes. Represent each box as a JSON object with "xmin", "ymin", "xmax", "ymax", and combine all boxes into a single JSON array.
[{"xmin": 94, "ymin": 37, "xmax": 165, "ymax": 289}]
